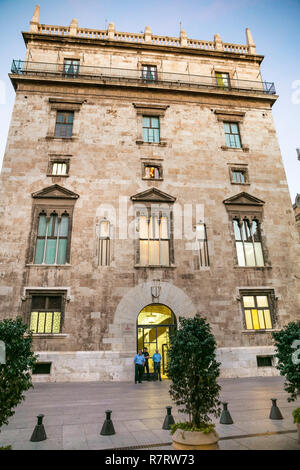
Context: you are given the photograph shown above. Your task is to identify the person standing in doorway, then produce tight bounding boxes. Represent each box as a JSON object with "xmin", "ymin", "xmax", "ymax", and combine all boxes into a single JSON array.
[
  {"xmin": 143, "ymin": 347, "xmax": 150, "ymax": 381},
  {"xmin": 134, "ymin": 349, "xmax": 145, "ymax": 384},
  {"xmin": 152, "ymin": 349, "xmax": 162, "ymax": 381}
]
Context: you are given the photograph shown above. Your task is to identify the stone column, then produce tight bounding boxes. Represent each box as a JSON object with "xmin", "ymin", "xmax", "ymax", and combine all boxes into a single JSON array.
[
  {"xmin": 180, "ymin": 29, "xmax": 187, "ymax": 47},
  {"xmin": 214, "ymin": 33, "xmax": 223, "ymax": 51},
  {"xmin": 69, "ymin": 18, "xmax": 78, "ymax": 36},
  {"xmin": 144, "ymin": 26, "xmax": 152, "ymax": 43},
  {"xmin": 246, "ymin": 28, "xmax": 256, "ymax": 54},
  {"xmin": 29, "ymin": 5, "xmax": 40, "ymax": 32},
  {"xmin": 108, "ymin": 22, "xmax": 115, "ymax": 40}
]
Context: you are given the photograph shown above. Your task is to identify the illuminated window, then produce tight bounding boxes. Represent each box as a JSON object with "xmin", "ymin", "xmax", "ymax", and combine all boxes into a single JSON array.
[
  {"xmin": 30, "ymin": 295, "xmax": 62, "ymax": 334},
  {"xmin": 216, "ymin": 72, "xmax": 230, "ymax": 89},
  {"xmin": 142, "ymin": 65, "xmax": 157, "ymax": 82},
  {"xmin": 34, "ymin": 211, "xmax": 70, "ymax": 265},
  {"xmin": 233, "ymin": 218, "xmax": 264, "ymax": 266},
  {"xmin": 143, "ymin": 163, "xmax": 162, "ymax": 180},
  {"xmin": 54, "ymin": 111, "xmax": 74, "ymax": 138},
  {"xmin": 51, "ymin": 162, "xmax": 68, "ymax": 176},
  {"xmin": 224, "ymin": 122, "xmax": 242, "ymax": 148},
  {"xmin": 97, "ymin": 220, "xmax": 110, "ymax": 266},
  {"xmin": 139, "ymin": 213, "xmax": 170, "ymax": 266},
  {"xmin": 241, "ymin": 294, "xmax": 273, "ymax": 330},
  {"xmin": 142, "ymin": 116, "xmax": 160, "ymax": 143},
  {"xmin": 195, "ymin": 223, "xmax": 209, "ymax": 267}
]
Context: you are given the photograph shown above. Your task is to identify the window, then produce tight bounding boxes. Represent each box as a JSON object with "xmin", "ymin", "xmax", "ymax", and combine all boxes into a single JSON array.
[
  {"xmin": 54, "ymin": 111, "xmax": 74, "ymax": 138},
  {"xmin": 143, "ymin": 163, "xmax": 162, "ymax": 180},
  {"xmin": 30, "ymin": 295, "xmax": 63, "ymax": 334},
  {"xmin": 32, "ymin": 363, "xmax": 52, "ymax": 374},
  {"xmin": 195, "ymin": 223, "xmax": 209, "ymax": 267},
  {"xmin": 34, "ymin": 211, "xmax": 70, "ymax": 265},
  {"xmin": 51, "ymin": 162, "xmax": 68, "ymax": 176},
  {"xmin": 139, "ymin": 212, "xmax": 170, "ymax": 266},
  {"xmin": 241, "ymin": 294, "xmax": 273, "ymax": 330},
  {"xmin": 257, "ymin": 356, "xmax": 274, "ymax": 367},
  {"xmin": 98, "ymin": 220, "xmax": 110, "ymax": 266},
  {"xmin": 224, "ymin": 122, "xmax": 242, "ymax": 148},
  {"xmin": 232, "ymin": 169, "xmax": 246, "ymax": 184},
  {"xmin": 233, "ymin": 218, "xmax": 264, "ymax": 266},
  {"xmin": 142, "ymin": 65, "xmax": 157, "ymax": 82},
  {"xmin": 142, "ymin": 116, "xmax": 160, "ymax": 143},
  {"xmin": 216, "ymin": 72, "xmax": 230, "ymax": 89},
  {"xmin": 63, "ymin": 59, "xmax": 80, "ymax": 77}
]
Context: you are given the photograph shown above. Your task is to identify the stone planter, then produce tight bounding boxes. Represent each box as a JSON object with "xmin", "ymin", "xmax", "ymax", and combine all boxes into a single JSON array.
[{"xmin": 172, "ymin": 429, "xmax": 219, "ymax": 450}]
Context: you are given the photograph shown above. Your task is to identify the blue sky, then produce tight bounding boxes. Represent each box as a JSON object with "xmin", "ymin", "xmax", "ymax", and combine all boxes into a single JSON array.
[{"xmin": 0, "ymin": 0, "xmax": 299, "ymax": 201}]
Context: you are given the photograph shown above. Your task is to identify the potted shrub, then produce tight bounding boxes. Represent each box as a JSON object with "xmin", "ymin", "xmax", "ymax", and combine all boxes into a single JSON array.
[
  {"xmin": 273, "ymin": 321, "xmax": 300, "ymax": 442},
  {"xmin": 167, "ymin": 314, "xmax": 221, "ymax": 450},
  {"xmin": 292, "ymin": 407, "xmax": 300, "ymax": 443}
]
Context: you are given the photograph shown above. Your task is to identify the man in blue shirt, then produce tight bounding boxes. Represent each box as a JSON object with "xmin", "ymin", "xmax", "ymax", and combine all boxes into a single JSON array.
[
  {"xmin": 134, "ymin": 349, "xmax": 145, "ymax": 384},
  {"xmin": 152, "ymin": 349, "xmax": 162, "ymax": 381}
]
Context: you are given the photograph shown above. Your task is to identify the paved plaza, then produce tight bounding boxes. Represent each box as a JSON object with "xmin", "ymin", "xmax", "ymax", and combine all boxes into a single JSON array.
[{"xmin": 0, "ymin": 376, "xmax": 299, "ymax": 450}]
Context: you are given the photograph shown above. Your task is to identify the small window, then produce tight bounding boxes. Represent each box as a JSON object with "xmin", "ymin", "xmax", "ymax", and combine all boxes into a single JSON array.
[
  {"xmin": 32, "ymin": 362, "xmax": 52, "ymax": 374},
  {"xmin": 224, "ymin": 122, "xmax": 242, "ymax": 148},
  {"xmin": 195, "ymin": 223, "xmax": 209, "ymax": 268},
  {"xmin": 142, "ymin": 65, "xmax": 157, "ymax": 82},
  {"xmin": 241, "ymin": 293, "xmax": 273, "ymax": 330},
  {"xmin": 216, "ymin": 72, "xmax": 230, "ymax": 89},
  {"xmin": 232, "ymin": 169, "xmax": 247, "ymax": 184},
  {"xmin": 143, "ymin": 164, "xmax": 162, "ymax": 180},
  {"xmin": 30, "ymin": 295, "xmax": 62, "ymax": 334},
  {"xmin": 63, "ymin": 59, "xmax": 80, "ymax": 77},
  {"xmin": 98, "ymin": 220, "xmax": 110, "ymax": 266},
  {"xmin": 142, "ymin": 116, "xmax": 160, "ymax": 143},
  {"xmin": 257, "ymin": 356, "xmax": 273, "ymax": 367},
  {"xmin": 52, "ymin": 162, "xmax": 68, "ymax": 176},
  {"xmin": 54, "ymin": 111, "xmax": 74, "ymax": 138}
]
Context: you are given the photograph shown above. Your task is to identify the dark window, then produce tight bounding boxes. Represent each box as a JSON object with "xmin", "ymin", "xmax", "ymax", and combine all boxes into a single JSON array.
[
  {"xmin": 224, "ymin": 122, "xmax": 242, "ymax": 148},
  {"xmin": 142, "ymin": 65, "xmax": 157, "ymax": 82},
  {"xmin": 34, "ymin": 211, "xmax": 70, "ymax": 265},
  {"xmin": 142, "ymin": 116, "xmax": 160, "ymax": 143},
  {"xmin": 54, "ymin": 111, "xmax": 74, "ymax": 138},
  {"xmin": 63, "ymin": 59, "xmax": 80, "ymax": 77},
  {"xmin": 257, "ymin": 356, "xmax": 273, "ymax": 367},
  {"xmin": 233, "ymin": 218, "xmax": 264, "ymax": 266},
  {"xmin": 32, "ymin": 363, "xmax": 52, "ymax": 374},
  {"xmin": 241, "ymin": 294, "xmax": 273, "ymax": 330},
  {"xmin": 30, "ymin": 295, "xmax": 63, "ymax": 334}
]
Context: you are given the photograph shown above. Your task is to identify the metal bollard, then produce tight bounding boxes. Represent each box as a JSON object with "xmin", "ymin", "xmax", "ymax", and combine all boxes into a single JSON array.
[
  {"xmin": 220, "ymin": 402, "xmax": 234, "ymax": 425},
  {"xmin": 30, "ymin": 414, "xmax": 47, "ymax": 442},
  {"xmin": 100, "ymin": 410, "xmax": 116, "ymax": 435},
  {"xmin": 269, "ymin": 398, "xmax": 283, "ymax": 420},
  {"xmin": 162, "ymin": 406, "xmax": 175, "ymax": 430}
]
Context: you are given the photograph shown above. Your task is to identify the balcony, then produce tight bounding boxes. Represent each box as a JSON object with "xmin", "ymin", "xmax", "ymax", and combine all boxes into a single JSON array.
[{"xmin": 10, "ymin": 60, "xmax": 276, "ymax": 96}]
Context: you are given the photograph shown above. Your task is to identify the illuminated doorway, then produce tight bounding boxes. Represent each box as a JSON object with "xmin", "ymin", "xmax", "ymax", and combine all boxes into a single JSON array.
[{"xmin": 137, "ymin": 304, "xmax": 176, "ymax": 379}]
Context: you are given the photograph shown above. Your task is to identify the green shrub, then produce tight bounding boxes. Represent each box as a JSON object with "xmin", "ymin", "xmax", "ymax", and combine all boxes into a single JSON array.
[
  {"xmin": 167, "ymin": 314, "xmax": 221, "ymax": 429},
  {"xmin": 292, "ymin": 407, "xmax": 300, "ymax": 424},
  {"xmin": 0, "ymin": 317, "xmax": 37, "ymax": 429}
]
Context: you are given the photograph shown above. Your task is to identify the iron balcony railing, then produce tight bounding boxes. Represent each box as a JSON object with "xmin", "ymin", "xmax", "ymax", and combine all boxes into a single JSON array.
[{"xmin": 11, "ymin": 60, "xmax": 276, "ymax": 95}]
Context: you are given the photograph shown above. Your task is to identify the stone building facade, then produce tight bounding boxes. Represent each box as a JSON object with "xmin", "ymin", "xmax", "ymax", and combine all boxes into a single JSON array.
[{"xmin": 0, "ymin": 6, "xmax": 299, "ymax": 381}]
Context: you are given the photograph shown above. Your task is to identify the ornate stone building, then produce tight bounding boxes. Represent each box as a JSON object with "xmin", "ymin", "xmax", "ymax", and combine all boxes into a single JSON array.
[{"xmin": 0, "ymin": 6, "xmax": 299, "ymax": 381}]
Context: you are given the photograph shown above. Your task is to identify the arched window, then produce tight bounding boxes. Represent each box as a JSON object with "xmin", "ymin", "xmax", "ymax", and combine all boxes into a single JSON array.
[
  {"xmin": 233, "ymin": 218, "xmax": 264, "ymax": 266},
  {"xmin": 35, "ymin": 211, "xmax": 69, "ymax": 265}
]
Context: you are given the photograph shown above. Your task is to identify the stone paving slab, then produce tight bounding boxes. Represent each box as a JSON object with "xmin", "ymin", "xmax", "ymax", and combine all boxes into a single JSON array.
[{"xmin": 0, "ymin": 376, "xmax": 299, "ymax": 450}]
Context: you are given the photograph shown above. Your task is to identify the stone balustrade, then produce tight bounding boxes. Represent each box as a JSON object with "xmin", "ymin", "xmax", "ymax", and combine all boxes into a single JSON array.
[{"xmin": 29, "ymin": 5, "xmax": 256, "ymax": 55}]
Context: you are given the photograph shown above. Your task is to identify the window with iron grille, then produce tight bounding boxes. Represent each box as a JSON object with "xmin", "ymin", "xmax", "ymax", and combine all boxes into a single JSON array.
[
  {"xmin": 142, "ymin": 116, "xmax": 160, "ymax": 143},
  {"xmin": 215, "ymin": 72, "xmax": 230, "ymax": 89},
  {"xmin": 195, "ymin": 223, "xmax": 209, "ymax": 268},
  {"xmin": 63, "ymin": 59, "xmax": 80, "ymax": 77},
  {"xmin": 233, "ymin": 218, "xmax": 264, "ymax": 266},
  {"xmin": 34, "ymin": 211, "xmax": 70, "ymax": 265},
  {"xmin": 241, "ymin": 293, "xmax": 273, "ymax": 330},
  {"xmin": 54, "ymin": 111, "xmax": 74, "ymax": 138},
  {"xmin": 142, "ymin": 65, "xmax": 157, "ymax": 82},
  {"xmin": 138, "ymin": 212, "xmax": 170, "ymax": 266},
  {"xmin": 98, "ymin": 220, "xmax": 110, "ymax": 266},
  {"xmin": 30, "ymin": 295, "xmax": 63, "ymax": 334},
  {"xmin": 224, "ymin": 122, "xmax": 242, "ymax": 148}
]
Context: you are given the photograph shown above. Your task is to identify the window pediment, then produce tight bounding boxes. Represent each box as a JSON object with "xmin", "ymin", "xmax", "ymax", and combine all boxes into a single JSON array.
[
  {"xmin": 32, "ymin": 184, "xmax": 79, "ymax": 200},
  {"xmin": 223, "ymin": 192, "xmax": 264, "ymax": 207},
  {"xmin": 131, "ymin": 187, "xmax": 176, "ymax": 203}
]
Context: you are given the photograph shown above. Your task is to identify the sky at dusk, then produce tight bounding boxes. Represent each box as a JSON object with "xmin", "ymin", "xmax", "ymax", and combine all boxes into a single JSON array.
[{"xmin": 0, "ymin": 0, "xmax": 299, "ymax": 201}]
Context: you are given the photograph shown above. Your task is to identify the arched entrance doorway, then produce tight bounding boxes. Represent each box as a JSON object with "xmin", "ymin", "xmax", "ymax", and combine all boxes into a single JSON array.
[{"xmin": 137, "ymin": 304, "xmax": 176, "ymax": 378}]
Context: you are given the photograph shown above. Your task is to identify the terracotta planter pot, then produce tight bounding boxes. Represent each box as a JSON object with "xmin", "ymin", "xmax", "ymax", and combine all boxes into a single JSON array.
[{"xmin": 172, "ymin": 429, "xmax": 219, "ymax": 450}]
